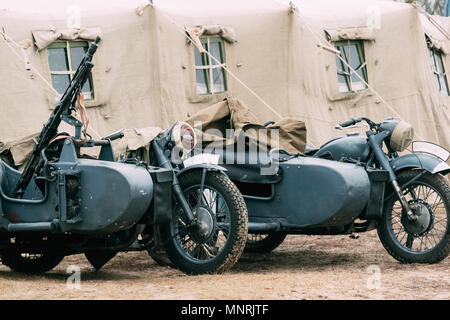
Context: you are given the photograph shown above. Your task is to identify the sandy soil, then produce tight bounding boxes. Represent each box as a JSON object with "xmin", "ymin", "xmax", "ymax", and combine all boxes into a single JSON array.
[{"xmin": 0, "ymin": 230, "xmax": 448, "ymax": 300}]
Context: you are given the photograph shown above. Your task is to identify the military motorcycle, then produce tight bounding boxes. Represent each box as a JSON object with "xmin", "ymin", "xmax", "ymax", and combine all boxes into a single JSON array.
[
  {"xmin": 0, "ymin": 37, "xmax": 248, "ymax": 275},
  {"xmin": 208, "ymin": 116, "xmax": 449, "ymax": 264}
]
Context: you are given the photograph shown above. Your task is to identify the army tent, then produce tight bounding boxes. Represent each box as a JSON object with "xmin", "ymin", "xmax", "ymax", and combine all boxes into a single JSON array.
[{"xmin": 0, "ymin": 0, "xmax": 449, "ymax": 165}]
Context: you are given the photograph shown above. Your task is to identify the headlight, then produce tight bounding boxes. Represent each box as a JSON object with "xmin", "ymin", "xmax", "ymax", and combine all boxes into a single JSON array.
[
  {"xmin": 171, "ymin": 122, "xmax": 197, "ymax": 154},
  {"xmin": 390, "ymin": 121, "xmax": 414, "ymax": 152}
]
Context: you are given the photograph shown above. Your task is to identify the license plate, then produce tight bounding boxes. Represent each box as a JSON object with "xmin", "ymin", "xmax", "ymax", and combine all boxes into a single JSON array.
[{"xmin": 183, "ymin": 153, "xmax": 220, "ymax": 167}]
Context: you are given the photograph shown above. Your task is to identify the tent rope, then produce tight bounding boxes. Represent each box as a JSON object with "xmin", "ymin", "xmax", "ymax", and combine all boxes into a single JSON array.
[
  {"xmin": 152, "ymin": 6, "xmax": 283, "ymax": 120},
  {"xmin": 284, "ymin": 1, "xmax": 406, "ymax": 120},
  {"xmin": 279, "ymin": 0, "xmax": 438, "ymax": 141},
  {"xmin": 1, "ymin": 28, "xmax": 59, "ymax": 96},
  {"xmin": 412, "ymin": 2, "xmax": 450, "ymax": 41},
  {"xmin": 0, "ymin": 28, "xmax": 102, "ymax": 139}
]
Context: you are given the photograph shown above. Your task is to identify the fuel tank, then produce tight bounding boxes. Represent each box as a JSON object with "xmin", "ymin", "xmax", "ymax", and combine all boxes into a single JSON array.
[
  {"xmin": 245, "ymin": 157, "xmax": 370, "ymax": 227},
  {"xmin": 314, "ymin": 135, "xmax": 370, "ymax": 162}
]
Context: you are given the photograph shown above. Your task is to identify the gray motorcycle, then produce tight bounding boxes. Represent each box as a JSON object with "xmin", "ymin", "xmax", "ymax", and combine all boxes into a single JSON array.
[{"xmin": 218, "ymin": 117, "xmax": 449, "ymax": 264}]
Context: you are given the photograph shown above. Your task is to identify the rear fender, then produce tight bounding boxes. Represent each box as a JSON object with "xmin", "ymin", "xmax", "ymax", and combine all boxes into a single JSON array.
[{"xmin": 390, "ymin": 153, "xmax": 450, "ymax": 175}]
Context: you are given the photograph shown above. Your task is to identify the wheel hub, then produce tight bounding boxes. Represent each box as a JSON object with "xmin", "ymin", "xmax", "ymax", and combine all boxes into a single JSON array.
[
  {"xmin": 194, "ymin": 207, "xmax": 214, "ymax": 240},
  {"xmin": 403, "ymin": 200, "xmax": 433, "ymax": 236}
]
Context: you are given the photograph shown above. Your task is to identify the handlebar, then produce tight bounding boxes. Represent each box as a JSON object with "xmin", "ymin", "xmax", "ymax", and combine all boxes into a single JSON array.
[
  {"xmin": 338, "ymin": 117, "xmax": 378, "ymax": 130},
  {"xmin": 339, "ymin": 117, "xmax": 362, "ymax": 128}
]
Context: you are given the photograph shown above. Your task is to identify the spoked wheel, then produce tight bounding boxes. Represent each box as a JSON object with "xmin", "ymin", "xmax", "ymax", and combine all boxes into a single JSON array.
[
  {"xmin": 164, "ymin": 171, "xmax": 248, "ymax": 274},
  {"xmin": 378, "ymin": 171, "xmax": 450, "ymax": 264},
  {"xmin": 245, "ymin": 232, "xmax": 287, "ymax": 253},
  {"xmin": 1, "ymin": 237, "xmax": 64, "ymax": 274}
]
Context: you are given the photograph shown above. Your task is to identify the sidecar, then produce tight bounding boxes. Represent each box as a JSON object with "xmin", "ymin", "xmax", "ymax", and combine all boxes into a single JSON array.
[
  {"xmin": 0, "ymin": 138, "xmax": 171, "ymax": 235},
  {"xmin": 205, "ymin": 150, "xmax": 385, "ymax": 235}
]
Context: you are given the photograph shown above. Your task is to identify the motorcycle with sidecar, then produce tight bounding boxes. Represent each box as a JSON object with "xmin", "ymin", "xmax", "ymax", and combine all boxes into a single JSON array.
[
  {"xmin": 198, "ymin": 116, "xmax": 450, "ymax": 264},
  {"xmin": 0, "ymin": 37, "xmax": 248, "ymax": 275}
]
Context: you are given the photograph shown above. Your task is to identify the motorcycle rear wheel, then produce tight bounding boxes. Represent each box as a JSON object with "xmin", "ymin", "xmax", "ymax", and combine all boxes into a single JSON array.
[
  {"xmin": 244, "ymin": 232, "xmax": 287, "ymax": 253},
  {"xmin": 378, "ymin": 171, "xmax": 450, "ymax": 264},
  {"xmin": 164, "ymin": 171, "xmax": 248, "ymax": 274}
]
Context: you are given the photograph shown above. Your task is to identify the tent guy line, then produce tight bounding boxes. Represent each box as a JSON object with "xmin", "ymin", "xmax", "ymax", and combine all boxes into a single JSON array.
[
  {"xmin": 152, "ymin": 4, "xmax": 284, "ymax": 121},
  {"xmin": 0, "ymin": 28, "xmax": 103, "ymax": 139},
  {"xmin": 0, "ymin": 27, "xmax": 59, "ymax": 96},
  {"xmin": 413, "ymin": 2, "xmax": 450, "ymax": 40},
  {"xmin": 282, "ymin": 0, "xmax": 429, "ymax": 139}
]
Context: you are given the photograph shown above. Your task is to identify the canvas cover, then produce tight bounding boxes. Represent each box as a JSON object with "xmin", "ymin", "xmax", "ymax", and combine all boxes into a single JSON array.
[
  {"xmin": 185, "ymin": 98, "xmax": 307, "ymax": 154},
  {"xmin": 0, "ymin": 0, "xmax": 449, "ymax": 165}
]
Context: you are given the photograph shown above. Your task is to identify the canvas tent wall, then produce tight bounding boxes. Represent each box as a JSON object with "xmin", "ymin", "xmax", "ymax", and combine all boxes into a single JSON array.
[{"xmin": 0, "ymin": 0, "xmax": 449, "ymax": 164}]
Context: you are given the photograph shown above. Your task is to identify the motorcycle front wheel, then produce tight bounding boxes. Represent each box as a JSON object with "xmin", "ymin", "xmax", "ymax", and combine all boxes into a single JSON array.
[
  {"xmin": 378, "ymin": 170, "xmax": 450, "ymax": 264},
  {"xmin": 164, "ymin": 171, "xmax": 248, "ymax": 274}
]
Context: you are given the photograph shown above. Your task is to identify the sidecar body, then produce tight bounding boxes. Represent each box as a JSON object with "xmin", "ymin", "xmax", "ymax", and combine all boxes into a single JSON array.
[
  {"xmin": 211, "ymin": 150, "xmax": 386, "ymax": 234},
  {"xmin": 0, "ymin": 138, "xmax": 168, "ymax": 235}
]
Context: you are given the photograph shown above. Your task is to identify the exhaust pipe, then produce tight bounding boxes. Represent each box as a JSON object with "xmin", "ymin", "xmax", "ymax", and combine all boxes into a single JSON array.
[{"xmin": 248, "ymin": 222, "xmax": 280, "ymax": 233}]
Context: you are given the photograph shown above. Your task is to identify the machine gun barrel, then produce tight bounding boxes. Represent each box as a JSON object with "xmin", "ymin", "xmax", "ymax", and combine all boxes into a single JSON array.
[{"xmin": 12, "ymin": 36, "xmax": 101, "ymax": 197}]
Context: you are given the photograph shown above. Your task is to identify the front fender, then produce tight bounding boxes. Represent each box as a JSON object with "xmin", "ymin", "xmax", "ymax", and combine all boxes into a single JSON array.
[
  {"xmin": 390, "ymin": 153, "xmax": 450, "ymax": 175},
  {"xmin": 177, "ymin": 163, "xmax": 228, "ymax": 178}
]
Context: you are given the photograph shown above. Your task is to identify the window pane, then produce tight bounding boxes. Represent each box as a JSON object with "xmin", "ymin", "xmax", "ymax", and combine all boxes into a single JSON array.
[
  {"xmin": 435, "ymin": 74, "xmax": 442, "ymax": 92},
  {"xmin": 351, "ymin": 69, "xmax": 367, "ymax": 90},
  {"xmin": 194, "ymin": 47, "xmax": 204, "ymax": 66},
  {"xmin": 436, "ymin": 53, "xmax": 445, "ymax": 73},
  {"xmin": 212, "ymin": 67, "xmax": 225, "ymax": 93},
  {"xmin": 335, "ymin": 55, "xmax": 345, "ymax": 73},
  {"xmin": 442, "ymin": 76, "xmax": 450, "ymax": 95},
  {"xmin": 336, "ymin": 48, "xmax": 350, "ymax": 92},
  {"xmin": 348, "ymin": 44, "xmax": 362, "ymax": 70},
  {"xmin": 338, "ymin": 82, "xmax": 349, "ymax": 93},
  {"xmin": 51, "ymin": 74, "xmax": 71, "ymax": 94},
  {"xmin": 351, "ymin": 81, "xmax": 366, "ymax": 91},
  {"xmin": 48, "ymin": 47, "xmax": 69, "ymax": 71},
  {"xmin": 430, "ymin": 49, "xmax": 449, "ymax": 96},
  {"xmin": 196, "ymin": 69, "xmax": 209, "ymax": 94},
  {"xmin": 335, "ymin": 41, "xmax": 367, "ymax": 93},
  {"xmin": 194, "ymin": 41, "xmax": 209, "ymax": 66},
  {"xmin": 70, "ymin": 45, "xmax": 87, "ymax": 69},
  {"xmin": 210, "ymin": 41, "xmax": 223, "ymax": 65}
]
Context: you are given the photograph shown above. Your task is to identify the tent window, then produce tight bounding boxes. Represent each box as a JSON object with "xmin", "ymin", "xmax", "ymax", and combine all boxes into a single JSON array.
[
  {"xmin": 334, "ymin": 40, "xmax": 368, "ymax": 93},
  {"xmin": 194, "ymin": 37, "xmax": 227, "ymax": 95},
  {"xmin": 429, "ymin": 48, "xmax": 449, "ymax": 96},
  {"xmin": 47, "ymin": 41, "xmax": 94, "ymax": 100}
]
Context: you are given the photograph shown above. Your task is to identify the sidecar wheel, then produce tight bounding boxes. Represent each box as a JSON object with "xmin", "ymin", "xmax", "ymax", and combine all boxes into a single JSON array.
[
  {"xmin": 164, "ymin": 171, "xmax": 248, "ymax": 274},
  {"xmin": 1, "ymin": 253, "xmax": 64, "ymax": 274},
  {"xmin": 244, "ymin": 232, "xmax": 287, "ymax": 253},
  {"xmin": 377, "ymin": 171, "xmax": 450, "ymax": 264}
]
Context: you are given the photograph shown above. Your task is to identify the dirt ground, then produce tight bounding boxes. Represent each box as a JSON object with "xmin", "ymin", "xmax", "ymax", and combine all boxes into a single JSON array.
[{"xmin": 0, "ymin": 230, "xmax": 448, "ymax": 300}]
